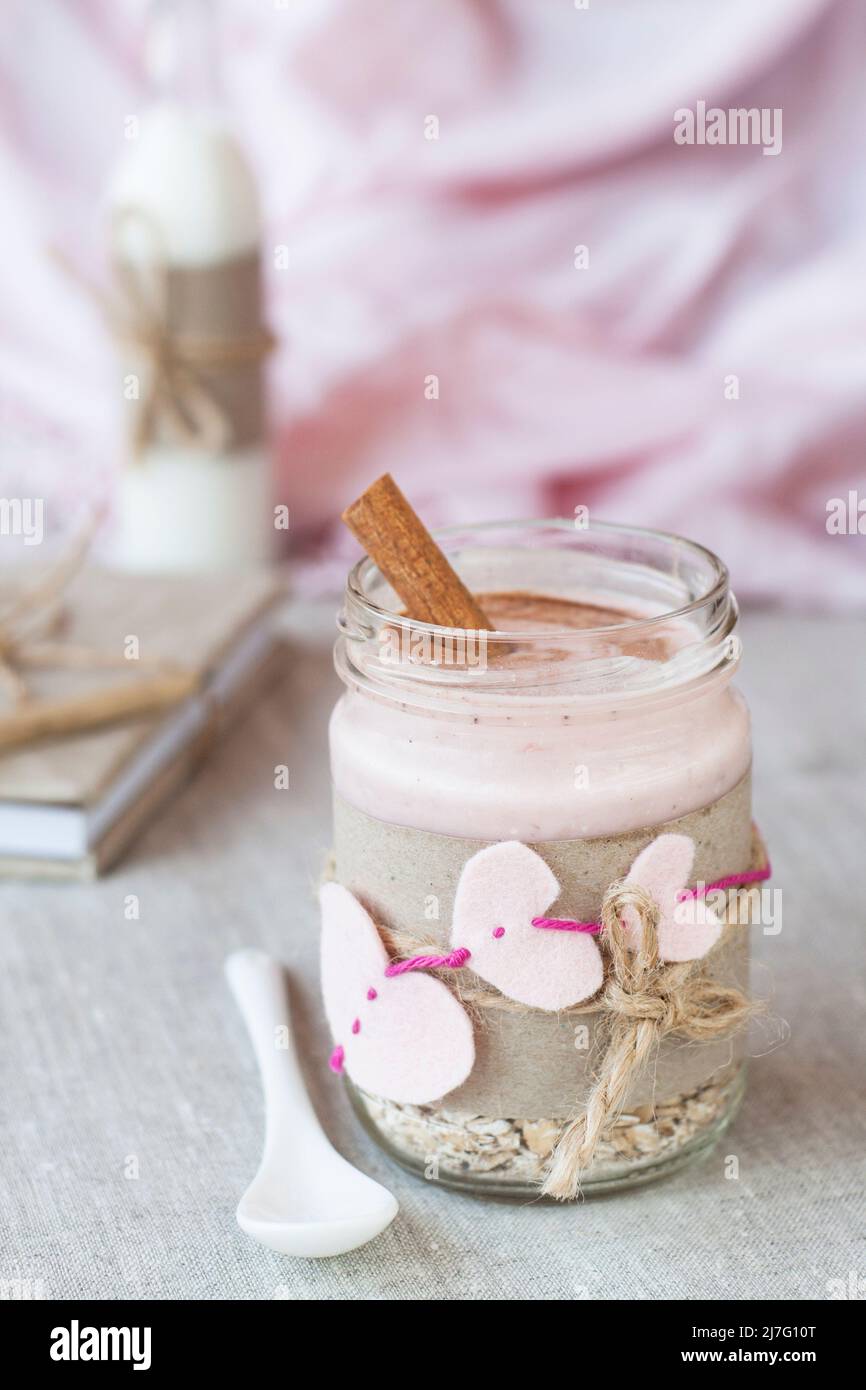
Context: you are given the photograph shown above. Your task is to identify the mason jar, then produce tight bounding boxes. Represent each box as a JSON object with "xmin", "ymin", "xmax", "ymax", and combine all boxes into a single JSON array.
[{"xmin": 326, "ymin": 520, "xmax": 758, "ymax": 1198}]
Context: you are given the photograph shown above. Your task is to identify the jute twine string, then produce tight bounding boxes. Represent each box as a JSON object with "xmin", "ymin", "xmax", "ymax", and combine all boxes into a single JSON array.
[
  {"xmin": 540, "ymin": 881, "xmax": 753, "ymax": 1200},
  {"xmin": 0, "ymin": 518, "xmax": 97, "ymax": 703},
  {"xmin": 53, "ymin": 207, "xmax": 275, "ymax": 458},
  {"xmin": 0, "ymin": 516, "xmax": 196, "ymax": 745}
]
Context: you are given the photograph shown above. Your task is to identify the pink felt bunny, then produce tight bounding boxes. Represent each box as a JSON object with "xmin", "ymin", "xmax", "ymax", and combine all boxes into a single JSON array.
[
  {"xmin": 622, "ymin": 833, "xmax": 724, "ymax": 962},
  {"xmin": 449, "ymin": 841, "xmax": 604, "ymax": 1010},
  {"xmin": 320, "ymin": 882, "xmax": 474, "ymax": 1105}
]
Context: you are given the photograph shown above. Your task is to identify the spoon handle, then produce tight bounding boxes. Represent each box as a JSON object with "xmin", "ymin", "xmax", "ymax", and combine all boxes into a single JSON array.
[{"xmin": 225, "ymin": 949, "xmax": 323, "ymax": 1147}]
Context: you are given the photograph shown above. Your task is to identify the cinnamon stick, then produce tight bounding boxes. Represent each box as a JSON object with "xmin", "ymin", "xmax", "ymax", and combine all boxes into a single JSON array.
[{"xmin": 341, "ymin": 474, "xmax": 494, "ymax": 629}]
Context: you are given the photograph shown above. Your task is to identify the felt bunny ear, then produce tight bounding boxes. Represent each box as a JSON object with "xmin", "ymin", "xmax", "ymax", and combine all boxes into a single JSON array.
[
  {"xmin": 450, "ymin": 841, "xmax": 604, "ymax": 1010},
  {"xmin": 320, "ymin": 883, "xmax": 474, "ymax": 1105},
  {"xmin": 623, "ymin": 833, "xmax": 723, "ymax": 962}
]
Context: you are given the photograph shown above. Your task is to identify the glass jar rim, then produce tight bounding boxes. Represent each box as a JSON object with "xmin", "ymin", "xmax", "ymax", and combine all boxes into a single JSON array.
[
  {"xmin": 336, "ymin": 517, "xmax": 739, "ymax": 711},
  {"xmin": 345, "ymin": 517, "xmax": 730, "ymax": 641}
]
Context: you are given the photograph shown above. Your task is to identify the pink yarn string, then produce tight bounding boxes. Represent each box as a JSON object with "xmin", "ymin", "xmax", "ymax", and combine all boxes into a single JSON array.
[
  {"xmin": 384, "ymin": 946, "xmax": 471, "ymax": 977},
  {"xmin": 677, "ymin": 861, "xmax": 772, "ymax": 900},
  {"xmin": 531, "ymin": 916, "xmax": 601, "ymax": 934},
  {"xmin": 347, "ymin": 863, "xmax": 773, "ymax": 985},
  {"xmin": 332, "ymin": 862, "xmax": 773, "ymax": 1070},
  {"xmin": 532, "ymin": 860, "xmax": 772, "ymax": 933},
  {"xmin": 329, "ymin": 856, "xmax": 772, "ymax": 1077}
]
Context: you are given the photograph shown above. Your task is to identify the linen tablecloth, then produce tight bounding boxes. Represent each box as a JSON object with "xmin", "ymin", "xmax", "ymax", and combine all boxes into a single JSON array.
[{"xmin": 0, "ymin": 604, "xmax": 863, "ymax": 1300}]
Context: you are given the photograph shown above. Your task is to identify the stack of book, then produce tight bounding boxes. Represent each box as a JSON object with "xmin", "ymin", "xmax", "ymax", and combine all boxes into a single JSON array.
[{"xmin": 0, "ymin": 568, "xmax": 284, "ymax": 879}]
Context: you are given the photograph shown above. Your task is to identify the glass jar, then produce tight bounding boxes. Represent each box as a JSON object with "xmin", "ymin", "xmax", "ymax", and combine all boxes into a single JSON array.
[{"xmin": 328, "ymin": 520, "xmax": 755, "ymax": 1198}]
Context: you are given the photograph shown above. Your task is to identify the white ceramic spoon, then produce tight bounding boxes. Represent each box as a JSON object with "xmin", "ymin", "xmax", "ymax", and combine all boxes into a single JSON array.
[{"xmin": 225, "ymin": 948, "xmax": 398, "ymax": 1258}]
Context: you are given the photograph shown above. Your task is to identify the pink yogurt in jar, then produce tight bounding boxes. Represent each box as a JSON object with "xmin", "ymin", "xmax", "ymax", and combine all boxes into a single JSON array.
[{"xmin": 331, "ymin": 522, "xmax": 750, "ymax": 842}]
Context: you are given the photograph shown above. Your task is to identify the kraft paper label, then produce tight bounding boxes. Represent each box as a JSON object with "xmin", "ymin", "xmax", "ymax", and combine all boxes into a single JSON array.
[
  {"xmin": 113, "ymin": 250, "xmax": 267, "ymax": 451},
  {"xmin": 331, "ymin": 771, "xmax": 753, "ymax": 1118}
]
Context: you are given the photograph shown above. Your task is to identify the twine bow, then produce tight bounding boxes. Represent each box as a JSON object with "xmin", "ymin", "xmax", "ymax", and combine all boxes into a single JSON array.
[
  {"xmin": 0, "ymin": 520, "xmax": 95, "ymax": 705},
  {"xmin": 0, "ymin": 516, "xmax": 197, "ymax": 749},
  {"xmin": 540, "ymin": 881, "xmax": 752, "ymax": 1200},
  {"xmin": 54, "ymin": 207, "xmax": 275, "ymax": 458}
]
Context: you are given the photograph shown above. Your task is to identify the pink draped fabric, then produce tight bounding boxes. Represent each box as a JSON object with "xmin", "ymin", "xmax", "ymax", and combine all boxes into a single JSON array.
[{"xmin": 1, "ymin": 0, "xmax": 864, "ymax": 604}]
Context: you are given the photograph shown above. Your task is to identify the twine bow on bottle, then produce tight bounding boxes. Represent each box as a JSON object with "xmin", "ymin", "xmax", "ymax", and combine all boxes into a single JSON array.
[
  {"xmin": 113, "ymin": 254, "xmax": 231, "ymax": 457},
  {"xmin": 52, "ymin": 207, "xmax": 275, "ymax": 459},
  {"xmin": 540, "ymin": 882, "xmax": 753, "ymax": 1201}
]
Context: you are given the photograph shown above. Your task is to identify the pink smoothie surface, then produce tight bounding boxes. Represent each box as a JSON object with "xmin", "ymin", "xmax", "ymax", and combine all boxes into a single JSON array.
[{"xmin": 331, "ymin": 591, "xmax": 750, "ymax": 840}]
